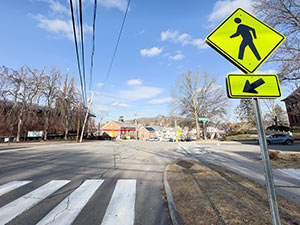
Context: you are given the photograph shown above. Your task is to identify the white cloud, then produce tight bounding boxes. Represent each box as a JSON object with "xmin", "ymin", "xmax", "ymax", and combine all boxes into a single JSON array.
[
  {"xmin": 169, "ymin": 53, "xmax": 184, "ymax": 61},
  {"xmin": 97, "ymin": 82, "xmax": 104, "ymax": 87},
  {"xmin": 140, "ymin": 47, "xmax": 163, "ymax": 57},
  {"xmin": 99, "ymin": 0, "xmax": 128, "ymax": 11},
  {"xmin": 119, "ymin": 86, "xmax": 163, "ymax": 101},
  {"xmin": 127, "ymin": 79, "xmax": 142, "ymax": 86},
  {"xmin": 148, "ymin": 97, "xmax": 173, "ymax": 104},
  {"xmin": 39, "ymin": 0, "xmax": 69, "ymax": 15},
  {"xmin": 33, "ymin": 14, "xmax": 92, "ymax": 40},
  {"xmin": 94, "ymin": 104, "xmax": 110, "ymax": 112},
  {"xmin": 208, "ymin": 0, "xmax": 254, "ymax": 25},
  {"xmin": 211, "ymin": 84, "xmax": 222, "ymax": 90},
  {"xmin": 161, "ymin": 30, "xmax": 208, "ymax": 49},
  {"xmin": 257, "ymin": 69, "xmax": 278, "ymax": 74},
  {"xmin": 161, "ymin": 30, "xmax": 179, "ymax": 41},
  {"xmin": 111, "ymin": 102, "xmax": 129, "ymax": 107}
]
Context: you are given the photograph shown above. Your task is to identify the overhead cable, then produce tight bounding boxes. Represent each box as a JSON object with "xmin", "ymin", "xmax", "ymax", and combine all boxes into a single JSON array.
[
  {"xmin": 69, "ymin": 0, "xmax": 85, "ymax": 103},
  {"xmin": 79, "ymin": 0, "xmax": 87, "ymax": 103},
  {"xmin": 89, "ymin": 0, "xmax": 98, "ymax": 95},
  {"xmin": 101, "ymin": 0, "xmax": 131, "ymax": 91}
]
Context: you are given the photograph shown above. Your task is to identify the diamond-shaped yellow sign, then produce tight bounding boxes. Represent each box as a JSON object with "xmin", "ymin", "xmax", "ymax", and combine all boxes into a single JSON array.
[
  {"xmin": 226, "ymin": 74, "xmax": 281, "ymax": 98},
  {"xmin": 206, "ymin": 8, "xmax": 285, "ymax": 74},
  {"xmin": 177, "ymin": 129, "xmax": 182, "ymax": 135}
]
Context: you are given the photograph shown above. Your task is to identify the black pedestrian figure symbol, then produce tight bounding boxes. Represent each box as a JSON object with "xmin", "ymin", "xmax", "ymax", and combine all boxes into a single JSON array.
[{"xmin": 230, "ymin": 18, "xmax": 261, "ymax": 61}]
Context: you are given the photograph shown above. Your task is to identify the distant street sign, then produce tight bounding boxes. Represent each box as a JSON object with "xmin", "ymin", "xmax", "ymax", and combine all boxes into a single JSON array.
[
  {"xmin": 177, "ymin": 129, "xmax": 182, "ymax": 135},
  {"xmin": 206, "ymin": 8, "xmax": 285, "ymax": 74},
  {"xmin": 226, "ymin": 74, "xmax": 281, "ymax": 98},
  {"xmin": 111, "ymin": 130, "xmax": 114, "ymax": 136},
  {"xmin": 199, "ymin": 118, "xmax": 209, "ymax": 121}
]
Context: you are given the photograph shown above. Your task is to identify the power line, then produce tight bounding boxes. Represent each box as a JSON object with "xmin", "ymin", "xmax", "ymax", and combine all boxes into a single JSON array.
[
  {"xmin": 89, "ymin": 0, "xmax": 97, "ymax": 95},
  {"xmin": 69, "ymin": 0, "xmax": 85, "ymax": 103},
  {"xmin": 101, "ymin": 0, "xmax": 131, "ymax": 91},
  {"xmin": 79, "ymin": 0, "xmax": 87, "ymax": 103}
]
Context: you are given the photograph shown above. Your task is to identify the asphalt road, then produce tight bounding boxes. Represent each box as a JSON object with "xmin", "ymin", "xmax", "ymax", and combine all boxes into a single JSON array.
[
  {"xmin": 243, "ymin": 141, "xmax": 300, "ymax": 152},
  {"xmin": 0, "ymin": 141, "xmax": 180, "ymax": 225},
  {"xmin": 0, "ymin": 140, "xmax": 299, "ymax": 225}
]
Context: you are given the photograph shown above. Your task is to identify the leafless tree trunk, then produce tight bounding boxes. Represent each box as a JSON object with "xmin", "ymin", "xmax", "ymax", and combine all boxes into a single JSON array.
[{"xmin": 41, "ymin": 68, "xmax": 61, "ymax": 141}]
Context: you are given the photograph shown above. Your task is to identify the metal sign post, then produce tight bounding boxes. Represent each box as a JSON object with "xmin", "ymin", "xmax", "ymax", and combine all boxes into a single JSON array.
[
  {"xmin": 253, "ymin": 98, "xmax": 281, "ymax": 225},
  {"xmin": 206, "ymin": 8, "xmax": 285, "ymax": 224}
]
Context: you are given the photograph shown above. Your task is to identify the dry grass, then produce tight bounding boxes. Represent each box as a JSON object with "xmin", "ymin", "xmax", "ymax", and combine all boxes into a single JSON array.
[
  {"xmin": 269, "ymin": 152, "xmax": 300, "ymax": 169},
  {"xmin": 167, "ymin": 159, "xmax": 300, "ymax": 225},
  {"xmin": 225, "ymin": 134, "xmax": 258, "ymax": 141}
]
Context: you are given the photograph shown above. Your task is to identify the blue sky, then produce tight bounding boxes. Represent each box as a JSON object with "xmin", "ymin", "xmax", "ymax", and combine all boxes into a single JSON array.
[{"xmin": 0, "ymin": 0, "xmax": 293, "ymax": 122}]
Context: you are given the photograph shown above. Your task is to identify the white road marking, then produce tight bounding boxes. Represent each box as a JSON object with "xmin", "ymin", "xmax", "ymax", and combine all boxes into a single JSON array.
[
  {"xmin": 37, "ymin": 179, "xmax": 104, "ymax": 225},
  {"xmin": 0, "ymin": 181, "xmax": 31, "ymax": 197},
  {"xmin": 101, "ymin": 179, "xmax": 136, "ymax": 225},
  {"xmin": 0, "ymin": 180, "xmax": 70, "ymax": 225}
]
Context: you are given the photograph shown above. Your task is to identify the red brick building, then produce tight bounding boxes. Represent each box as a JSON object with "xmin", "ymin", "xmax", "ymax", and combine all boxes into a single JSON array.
[
  {"xmin": 102, "ymin": 121, "xmax": 136, "ymax": 139},
  {"xmin": 138, "ymin": 126, "xmax": 155, "ymax": 140},
  {"xmin": 282, "ymin": 87, "xmax": 300, "ymax": 126}
]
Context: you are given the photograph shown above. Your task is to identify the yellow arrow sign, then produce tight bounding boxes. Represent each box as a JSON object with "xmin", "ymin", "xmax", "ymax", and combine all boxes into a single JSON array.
[
  {"xmin": 226, "ymin": 74, "xmax": 281, "ymax": 98},
  {"xmin": 206, "ymin": 8, "xmax": 285, "ymax": 74}
]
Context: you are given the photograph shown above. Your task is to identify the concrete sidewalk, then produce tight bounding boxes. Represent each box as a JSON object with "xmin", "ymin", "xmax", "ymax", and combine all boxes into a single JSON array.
[{"xmin": 178, "ymin": 144, "xmax": 300, "ymax": 204}]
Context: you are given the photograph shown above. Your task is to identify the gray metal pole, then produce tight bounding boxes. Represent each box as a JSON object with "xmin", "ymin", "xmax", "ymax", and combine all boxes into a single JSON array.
[
  {"xmin": 80, "ymin": 91, "xmax": 95, "ymax": 143},
  {"xmin": 253, "ymin": 98, "xmax": 281, "ymax": 225}
]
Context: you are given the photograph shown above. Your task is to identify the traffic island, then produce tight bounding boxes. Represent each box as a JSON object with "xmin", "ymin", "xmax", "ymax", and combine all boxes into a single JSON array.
[{"xmin": 164, "ymin": 158, "xmax": 300, "ymax": 225}]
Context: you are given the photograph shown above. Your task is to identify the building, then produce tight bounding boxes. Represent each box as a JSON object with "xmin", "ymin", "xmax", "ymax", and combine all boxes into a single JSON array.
[
  {"xmin": 282, "ymin": 87, "xmax": 300, "ymax": 127},
  {"xmin": 102, "ymin": 121, "xmax": 136, "ymax": 139},
  {"xmin": 138, "ymin": 126, "xmax": 155, "ymax": 140}
]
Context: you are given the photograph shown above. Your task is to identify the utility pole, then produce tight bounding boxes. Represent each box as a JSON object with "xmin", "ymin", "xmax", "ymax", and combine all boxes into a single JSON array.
[
  {"xmin": 76, "ymin": 101, "xmax": 81, "ymax": 142},
  {"xmin": 134, "ymin": 112, "xmax": 138, "ymax": 140},
  {"xmin": 80, "ymin": 91, "xmax": 96, "ymax": 143}
]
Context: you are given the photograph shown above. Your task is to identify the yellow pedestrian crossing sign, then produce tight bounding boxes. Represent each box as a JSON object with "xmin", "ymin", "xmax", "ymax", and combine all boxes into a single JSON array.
[
  {"xmin": 177, "ymin": 129, "xmax": 182, "ymax": 135},
  {"xmin": 226, "ymin": 74, "xmax": 281, "ymax": 98},
  {"xmin": 206, "ymin": 8, "xmax": 285, "ymax": 74}
]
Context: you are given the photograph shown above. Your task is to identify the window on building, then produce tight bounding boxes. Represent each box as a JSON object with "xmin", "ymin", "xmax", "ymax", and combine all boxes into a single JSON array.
[{"xmin": 290, "ymin": 115, "xmax": 294, "ymax": 123}]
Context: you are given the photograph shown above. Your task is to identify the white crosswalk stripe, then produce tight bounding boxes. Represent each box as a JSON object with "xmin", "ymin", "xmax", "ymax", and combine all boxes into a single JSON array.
[
  {"xmin": 0, "ymin": 180, "xmax": 31, "ymax": 197},
  {"xmin": 37, "ymin": 179, "xmax": 104, "ymax": 225},
  {"xmin": 0, "ymin": 179, "xmax": 137, "ymax": 225},
  {"xmin": 101, "ymin": 179, "xmax": 136, "ymax": 225},
  {"xmin": 0, "ymin": 180, "xmax": 70, "ymax": 225}
]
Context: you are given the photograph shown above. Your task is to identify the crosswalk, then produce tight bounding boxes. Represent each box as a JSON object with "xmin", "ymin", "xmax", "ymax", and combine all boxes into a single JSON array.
[{"xmin": 0, "ymin": 179, "xmax": 137, "ymax": 225}]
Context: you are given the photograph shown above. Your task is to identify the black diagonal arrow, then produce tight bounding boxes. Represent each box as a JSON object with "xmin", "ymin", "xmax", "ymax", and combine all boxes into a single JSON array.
[{"xmin": 243, "ymin": 78, "xmax": 265, "ymax": 94}]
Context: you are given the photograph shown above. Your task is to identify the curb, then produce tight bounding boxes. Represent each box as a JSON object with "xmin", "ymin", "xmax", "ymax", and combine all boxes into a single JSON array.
[{"xmin": 163, "ymin": 163, "xmax": 184, "ymax": 225}]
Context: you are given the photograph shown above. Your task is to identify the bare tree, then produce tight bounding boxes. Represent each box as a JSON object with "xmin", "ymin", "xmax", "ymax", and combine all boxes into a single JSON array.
[
  {"xmin": 172, "ymin": 70, "xmax": 228, "ymax": 139},
  {"xmin": 254, "ymin": 0, "xmax": 300, "ymax": 82},
  {"xmin": 263, "ymin": 99, "xmax": 288, "ymax": 126},
  {"xmin": 5, "ymin": 66, "xmax": 44, "ymax": 141},
  {"xmin": 235, "ymin": 99, "xmax": 256, "ymax": 126},
  {"xmin": 56, "ymin": 74, "xmax": 81, "ymax": 139},
  {"xmin": 41, "ymin": 68, "xmax": 61, "ymax": 140}
]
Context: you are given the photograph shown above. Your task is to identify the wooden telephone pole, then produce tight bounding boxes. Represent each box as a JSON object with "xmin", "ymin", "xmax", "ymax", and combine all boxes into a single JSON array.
[{"xmin": 76, "ymin": 101, "xmax": 81, "ymax": 142}]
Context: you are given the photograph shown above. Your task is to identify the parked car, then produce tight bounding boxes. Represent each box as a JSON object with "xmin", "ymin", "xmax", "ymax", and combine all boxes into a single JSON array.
[
  {"xmin": 257, "ymin": 133, "xmax": 294, "ymax": 145},
  {"xmin": 146, "ymin": 137, "xmax": 159, "ymax": 142}
]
